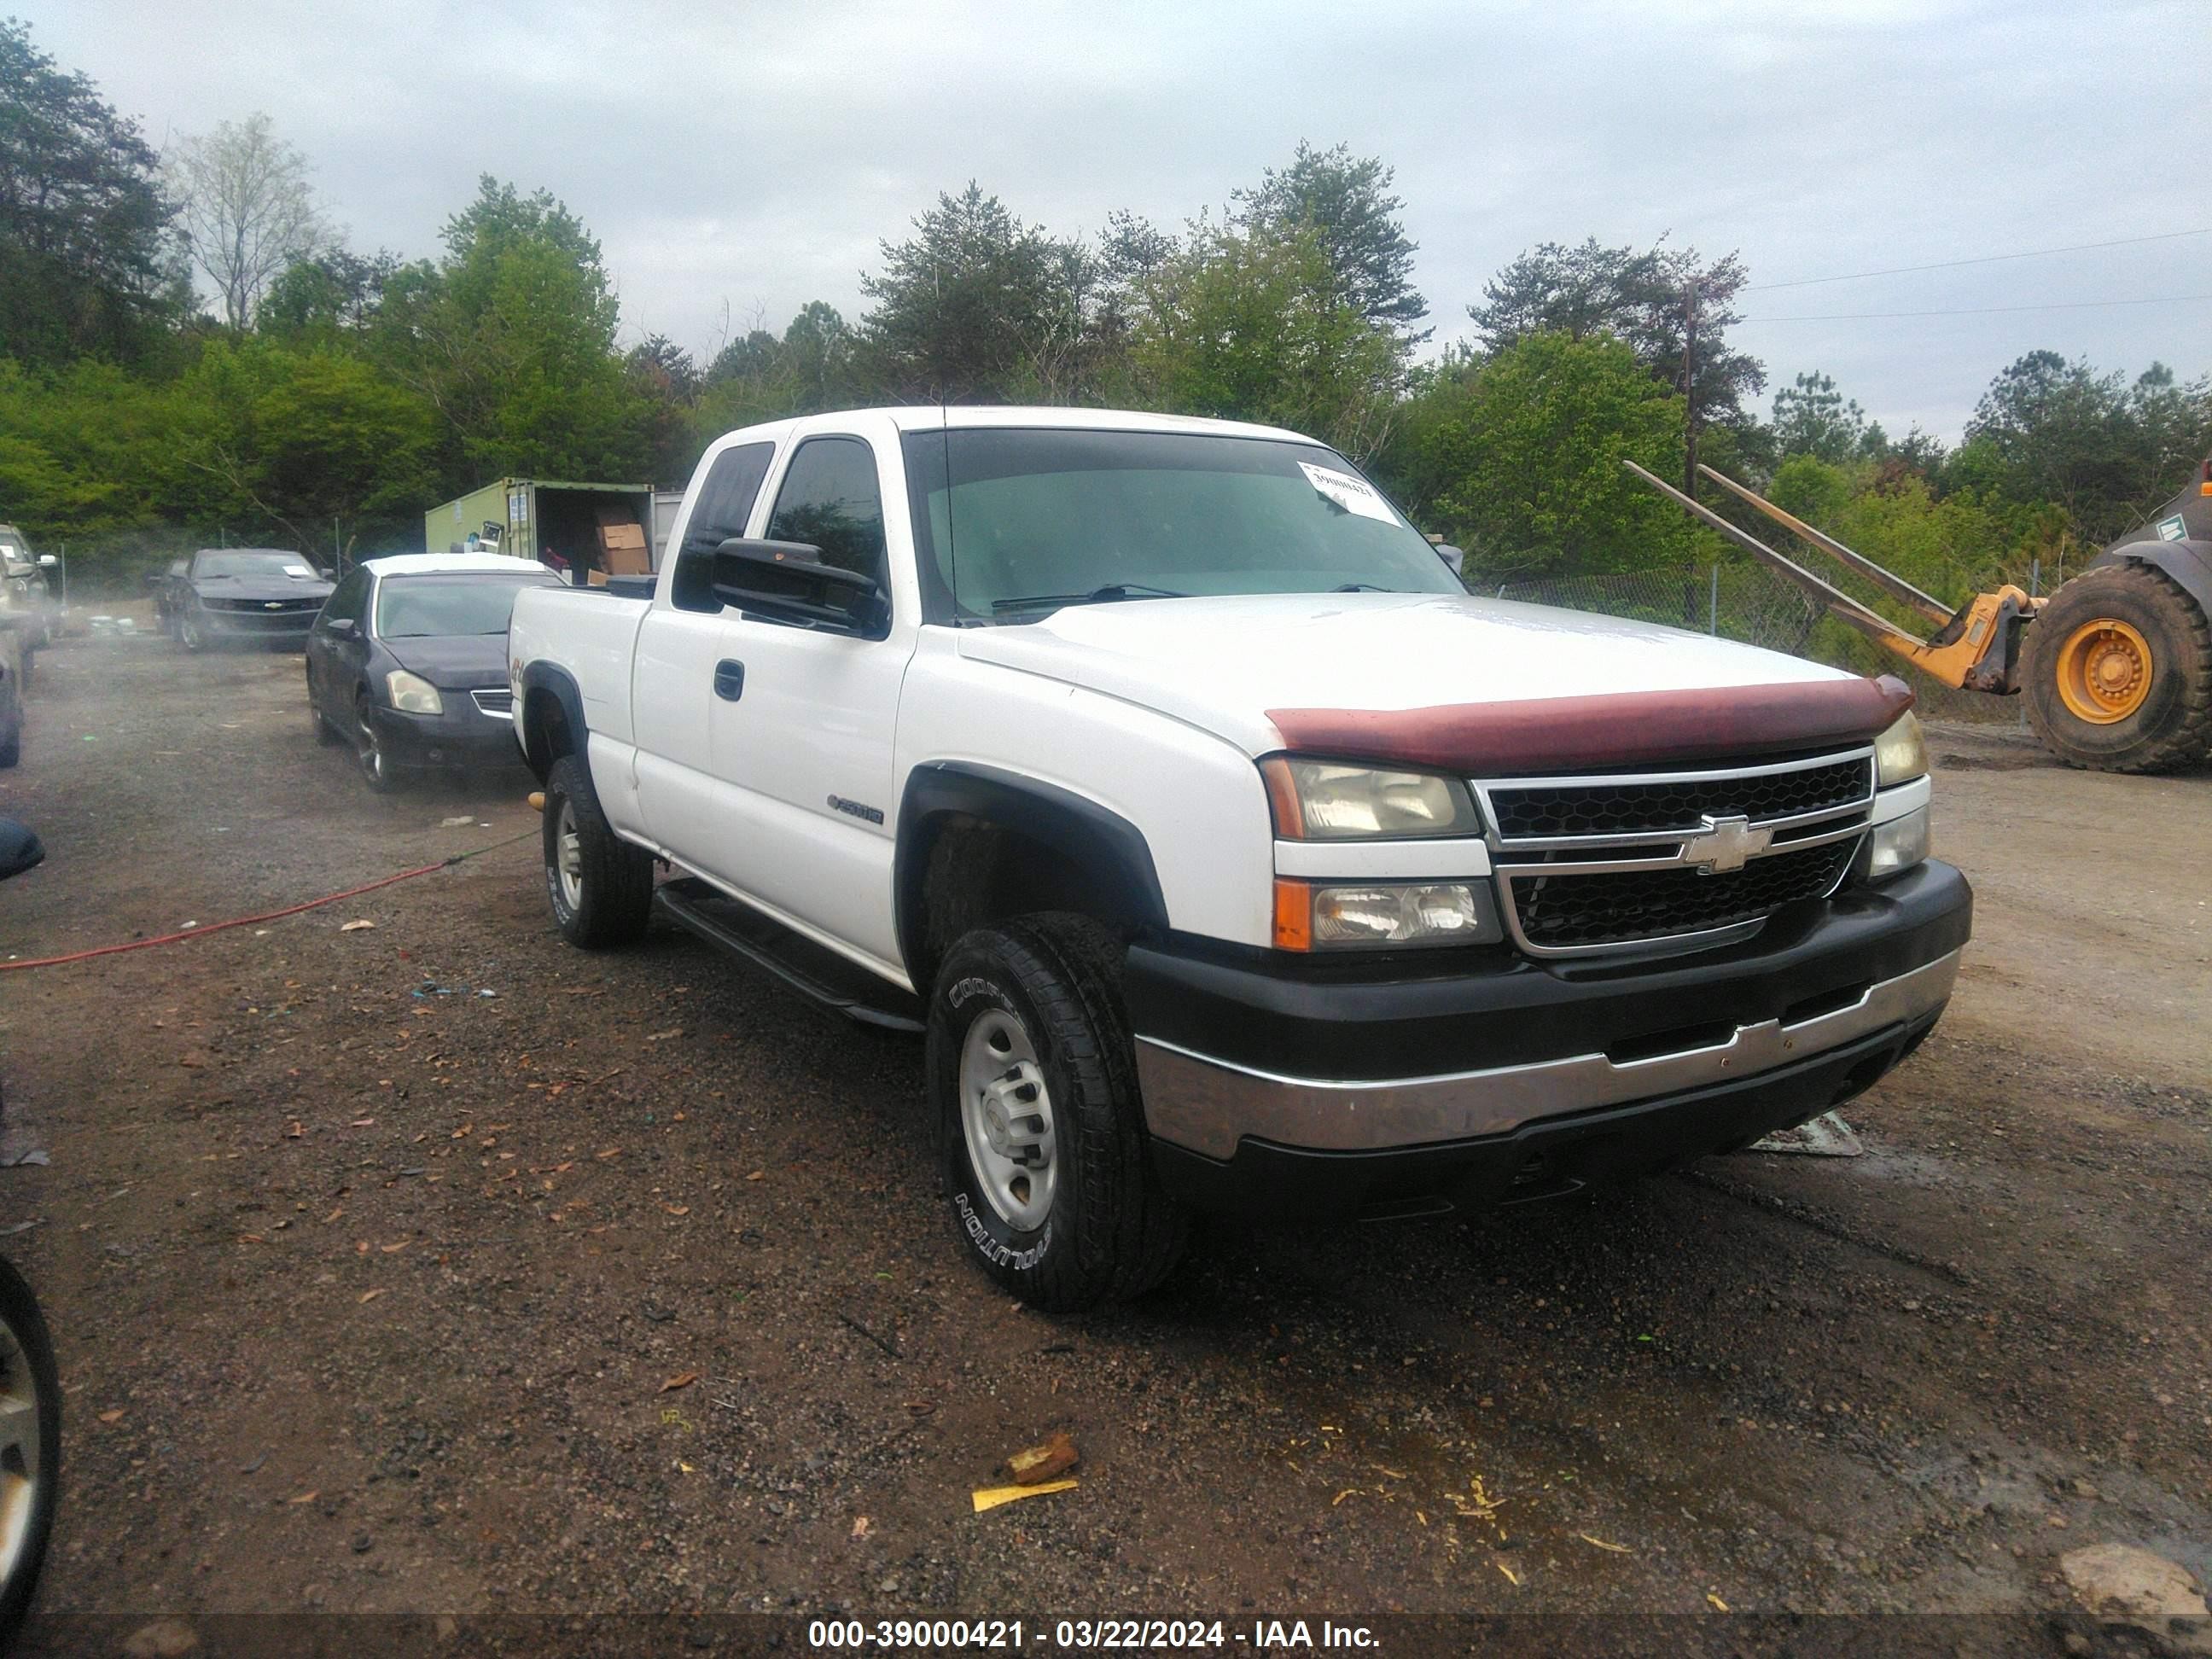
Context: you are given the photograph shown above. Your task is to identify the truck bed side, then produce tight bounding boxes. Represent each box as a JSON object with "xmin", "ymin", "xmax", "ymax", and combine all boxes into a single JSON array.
[{"xmin": 509, "ymin": 585, "xmax": 653, "ymax": 834}]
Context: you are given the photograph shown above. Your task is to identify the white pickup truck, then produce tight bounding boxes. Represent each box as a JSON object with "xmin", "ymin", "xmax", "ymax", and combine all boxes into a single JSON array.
[{"xmin": 508, "ymin": 406, "xmax": 1972, "ymax": 1309}]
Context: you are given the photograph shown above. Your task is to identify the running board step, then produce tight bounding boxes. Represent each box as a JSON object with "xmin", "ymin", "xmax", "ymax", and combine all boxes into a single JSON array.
[{"xmin": 652, "ymin": 878, "xmax": 924, "ymax": 1034}]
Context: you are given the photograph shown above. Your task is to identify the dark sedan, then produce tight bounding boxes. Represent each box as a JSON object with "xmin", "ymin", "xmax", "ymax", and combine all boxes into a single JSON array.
[
  {"xmin": 155, "ymin": 548, "xmax": 335, "ymax": 650},
  {"xmin": 305, "ymin": 553, "xmax": 562, "ymax": 789}
]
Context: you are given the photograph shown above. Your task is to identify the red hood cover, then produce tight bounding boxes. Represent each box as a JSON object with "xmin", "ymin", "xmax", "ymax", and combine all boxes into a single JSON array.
[{"xmin": 1268, "ymin": 675, "xmax": 1915, "ymax": 774}]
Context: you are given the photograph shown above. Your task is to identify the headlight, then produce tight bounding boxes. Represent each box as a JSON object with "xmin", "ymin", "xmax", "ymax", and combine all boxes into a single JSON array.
[
  {"xmin": 1873, "ymin": 712, "xmax": 1926, "ymax": 786},
  {"xmin": 1260, "ymin": 758, "xmax": 1481, "ymax": 840},
  {"xmin": 386, "ymin": 669, "xmax": 443, "ymax": 714},
  {"xmin": 1274, "ymin": 878, "xmax": 1501, "ymax": 951},
  {"xmin": 1860, "ymin": 805, "xmax": 1930, "ymax": 882}
]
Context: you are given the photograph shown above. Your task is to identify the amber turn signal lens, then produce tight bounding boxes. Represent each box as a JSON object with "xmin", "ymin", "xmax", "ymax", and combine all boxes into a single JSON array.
[{"xmin": 1272, "ymin": 877, "xmax": 1312, "ymax": 952}]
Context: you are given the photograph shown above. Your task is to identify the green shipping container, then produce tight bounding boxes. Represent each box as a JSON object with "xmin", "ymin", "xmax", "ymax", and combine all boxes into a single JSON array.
[{"xmin": 424, "ymin": 478, "xmax": 655, "ymax": 574}]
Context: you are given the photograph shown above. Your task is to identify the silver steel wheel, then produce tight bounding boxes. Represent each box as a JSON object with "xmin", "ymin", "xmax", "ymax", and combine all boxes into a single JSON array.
[
  {"xmin": 0, "ymin": 1313, "xmax": 42, "ymax": 1591},
  {"xmin": 958, "ymin": 1008, "xmax": 1057, "ymax": 1231},
  {"xmin": 555, "ymin": 797, "xmax": 585, "ymax": 912}
]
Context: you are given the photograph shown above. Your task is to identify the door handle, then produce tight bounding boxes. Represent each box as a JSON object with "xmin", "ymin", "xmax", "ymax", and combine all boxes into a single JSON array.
[{"xmin": 713, "ymin": 659, "xmax": 745, "ymax": 701}]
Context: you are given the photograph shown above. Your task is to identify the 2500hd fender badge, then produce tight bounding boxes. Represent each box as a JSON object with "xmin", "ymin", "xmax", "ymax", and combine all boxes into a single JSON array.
[{"xmin": 827, "ymin": 795, "xmax": 884, "ymax": 825}]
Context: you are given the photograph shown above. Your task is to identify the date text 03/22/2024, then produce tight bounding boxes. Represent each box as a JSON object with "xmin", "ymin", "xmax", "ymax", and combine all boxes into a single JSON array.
[{"xmin": 806, "ymin": 1619, "xmax": 1382, "ymax": 1651}]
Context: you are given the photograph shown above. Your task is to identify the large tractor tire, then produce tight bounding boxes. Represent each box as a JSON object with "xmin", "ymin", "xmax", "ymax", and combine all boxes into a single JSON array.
[{"xmin": 2023, "ymin": 563, "xmax": 2212, "ymax": 772}]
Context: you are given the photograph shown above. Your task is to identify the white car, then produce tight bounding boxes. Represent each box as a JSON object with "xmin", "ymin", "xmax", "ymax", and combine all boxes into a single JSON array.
[{"xmin": 509, "ymin": 407, "xmax": 1971, "ymax": 1310}]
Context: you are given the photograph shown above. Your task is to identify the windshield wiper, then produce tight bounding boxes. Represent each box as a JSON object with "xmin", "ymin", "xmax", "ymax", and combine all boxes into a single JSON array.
[
  {"xmin": 990, "ymin": 583, "xmax": 1187, "ymax": 614},
  {"xmin": 1330, "ymin": 583, "xmax": 1400, "ymax": 593}
]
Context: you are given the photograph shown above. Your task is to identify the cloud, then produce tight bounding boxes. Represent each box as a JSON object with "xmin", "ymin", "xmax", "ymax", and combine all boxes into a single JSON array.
[{"xmin": 22, "ymin": 0, "xmax": 2211, "ymax": 439}]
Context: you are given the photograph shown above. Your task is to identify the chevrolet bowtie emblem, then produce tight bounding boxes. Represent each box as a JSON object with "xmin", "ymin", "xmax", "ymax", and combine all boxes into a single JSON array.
[
  {"xmin": 265, "ymin": 601, "xmax": 283, "ymax": 609},
  {"xmin": 1682, "ymin": 814, "xmax": 1772, "ymax": 875}
]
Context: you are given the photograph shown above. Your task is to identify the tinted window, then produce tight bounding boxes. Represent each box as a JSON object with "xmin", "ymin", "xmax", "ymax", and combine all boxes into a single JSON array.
[
  {"xmin": 375, "ymin": 572, "xmax": 557, "ymax": 637},
  {"xmin": 765, "ymin": 438, "xmax": 887, "ymax": 584},
  {"xmin": 690, "ymin": 441, "xmax": 776, "ymax": 541},
  {"xmin": 195, "ymin": 550, "xmax": 319, "ymax": 579},
  {"xmin": 901, "ymin": 428, "xmax": 1460, "ymax": 623},
  {"xmin": 321, "ymin": 568, "xmax": 370, "ymax": 627}
]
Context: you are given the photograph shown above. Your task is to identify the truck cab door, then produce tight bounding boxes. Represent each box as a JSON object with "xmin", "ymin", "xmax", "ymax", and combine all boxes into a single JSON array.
[
  {"xmin": 631, "ymin": 439, "xmax": 779, "ymax": 871},
  {"xmin": 701, "ymin": 429, "xmax": 916, "ymax": 975}
]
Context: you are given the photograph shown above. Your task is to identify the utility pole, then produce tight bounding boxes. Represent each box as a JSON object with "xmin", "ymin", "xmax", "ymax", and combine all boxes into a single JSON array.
[{"xmin": 1681, "ymin": 278, "xmax": 1701, "ymax": 500}]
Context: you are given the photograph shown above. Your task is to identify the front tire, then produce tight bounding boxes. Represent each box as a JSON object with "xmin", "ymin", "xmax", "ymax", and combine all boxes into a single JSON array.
[
  {"xmin": 928, "ymin": 916, "xmax": 1187, "ymax": 1312},
  {"xmin": 541, "ymin": 754, "xmax": 655, "ymax": 948},
  {"xmin": 2024, "ymin": 563, "xmax": 2212, "ymax": 772},
  {"xmin": 177, "ymin": 606, "xmax": 207, "ymax": 653},
  {"xmin": 0, "ymin": 1256, "xmax": 61, "ymax": 1644},
  {"xmin": 353, "ymin": 693, "xmax": 398, "ymax": 792}
]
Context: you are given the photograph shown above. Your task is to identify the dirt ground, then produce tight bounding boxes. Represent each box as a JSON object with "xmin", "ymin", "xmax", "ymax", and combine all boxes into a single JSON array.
[{"xmin": 0, "ymin": 624, "xmax": 2205, "ymax": 1642}]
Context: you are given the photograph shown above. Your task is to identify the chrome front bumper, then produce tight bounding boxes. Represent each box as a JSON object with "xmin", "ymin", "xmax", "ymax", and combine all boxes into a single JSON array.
[{"xmin": 1133, "ymin": 947, "xmax": 1961, "ymax": 1161}]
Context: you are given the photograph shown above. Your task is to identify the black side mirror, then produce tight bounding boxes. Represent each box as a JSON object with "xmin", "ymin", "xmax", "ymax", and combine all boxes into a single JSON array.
[
  {"xmin": 326, "ymin": 616, "xmax": 357, "ymax": 637},
  {"xmin": 704, "ymin": 538, "xmax": 884, "ymax": 634},
  {"xmin": 0, "ymin": 818, "xmax": 44, "ymax": 882}
]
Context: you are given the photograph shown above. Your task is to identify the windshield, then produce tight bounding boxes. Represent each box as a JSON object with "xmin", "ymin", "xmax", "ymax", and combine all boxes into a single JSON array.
[
  {"xmin": 375, "ymin": 572, "xmax": 558, "ymax": 637},
  {"xmin": 195, "ymin": 550, "xmax": 319, "ymax": 579},
  {"xmin": 902, "ymin": 428, "xmax": 1462, "ymax": 623}
]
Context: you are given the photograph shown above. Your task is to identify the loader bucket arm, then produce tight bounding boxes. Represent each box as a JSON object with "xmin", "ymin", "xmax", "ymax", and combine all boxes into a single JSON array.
[
  {"xmin": 1695, "ymin": 463, "xmax": 1953, "ymax": 627},
  {"xmin": 1621, "ymin": 460, "xmax": 2036, "ymax": 693}
]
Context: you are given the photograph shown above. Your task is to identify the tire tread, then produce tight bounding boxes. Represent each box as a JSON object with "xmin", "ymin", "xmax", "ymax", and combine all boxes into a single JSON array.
[{"xmin": 2024, "ymin": 562, "xmax": 2212, "ymax": 772}]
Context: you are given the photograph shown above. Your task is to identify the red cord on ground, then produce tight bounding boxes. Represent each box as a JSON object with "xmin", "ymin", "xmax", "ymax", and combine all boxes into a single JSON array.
[{"xmin": 2, "ymin": 858, "xmax": 456, "ymax": 972}]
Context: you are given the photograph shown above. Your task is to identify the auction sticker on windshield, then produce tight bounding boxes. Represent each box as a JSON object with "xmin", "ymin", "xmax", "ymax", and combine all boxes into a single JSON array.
[{"xmin": 1297, "ymin": 462, "xmax": 1394, "ymax": 523}]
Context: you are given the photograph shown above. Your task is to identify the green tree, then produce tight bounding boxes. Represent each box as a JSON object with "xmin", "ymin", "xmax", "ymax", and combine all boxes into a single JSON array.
[
  {"xmin": 858, "ymin": 183, "xmax": 1097, "ymax": 402},
  {"xmin": 1410, "ymin": 330, "xmax": 1700, "ymax": 579},
  {"xmin": 259, "ymin": 247, "xmax": 410, "ymax": 341},
  {"xmin": 1132, "ymin": 218, "xmax": 1401, "ymax": 459},
  {"xmin": 1964, "ymin": 351, "xmax": 2212, "ymax": 541},
  {"xmin": 1470, "ymin": 237, "xmax": 1764, "ymax": 430},
  {"xmin": 1230, "ymin": 142, "xmax": 1425, "ymax": 342},
  {"xmin": 1772, "ymin": 370, "xmax": 1870, "ymax": 464},
  {"xmin": 171, "ymin": 339, "xmax": 439, "ymax": 556},
  {"xmin": 0, "ymin": 19, "xmax": 183, "ymax": 364},
  {"xmin": 373, "ymin": 177, "xmax": 650, "ymax": 481}
]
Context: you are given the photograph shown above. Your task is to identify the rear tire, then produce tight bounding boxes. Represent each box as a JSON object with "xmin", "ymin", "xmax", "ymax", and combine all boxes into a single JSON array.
[
  {"xmin": 928, "ymin": 915, "xmax": 1188, "ymax": 1312},
  {"xmin": 0, "ymin": 1256, "xmax": 61, "ymax": 1644},
  {"xmin": 541, "ymin": 754, "xmax": 655, "ymax": 948},
  {"xmin": 309, "ymin": 680, "xmax": 341, "ymax": 746},
  {"xmin": 0, "ymin": 645, "xmax": 20, "ymax": 770},
  {"xmin": 2024, "ymin": 563, "xmax": 2212, "ymax": 771}
]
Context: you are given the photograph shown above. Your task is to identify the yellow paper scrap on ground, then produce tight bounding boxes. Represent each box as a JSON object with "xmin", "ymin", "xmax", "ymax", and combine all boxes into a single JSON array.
[{"xmin": 971, "ymin": 1476, "xmax": 1078, "ymax": 1513}]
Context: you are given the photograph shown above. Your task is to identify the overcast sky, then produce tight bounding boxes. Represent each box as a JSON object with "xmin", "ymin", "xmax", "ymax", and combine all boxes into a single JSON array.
[{"xmin": 23, "ymin": 0, "xmax": 2211, "ymax": 440}]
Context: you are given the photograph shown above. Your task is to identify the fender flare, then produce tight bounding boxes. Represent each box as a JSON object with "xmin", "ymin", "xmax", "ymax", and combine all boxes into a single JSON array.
[
  {"xmin": 516, "ymin": 661, "xmax": 589, "ymax": 783},
  {"xmin": 2087, "ymin": 537, "xmax": 2212, "ymax": 626},
  {"xmin": 894, "ymin": 761, "xmax": 1169, "ymax": 982}
]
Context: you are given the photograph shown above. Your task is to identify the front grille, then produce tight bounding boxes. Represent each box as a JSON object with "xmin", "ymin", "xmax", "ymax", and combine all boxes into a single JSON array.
[
  {"xmin": 1486, "ymin": 754, "xmax": 1870, "ymax": 840},
  {"xmin": 470, "ymin": 688, "xmax": 514, "ymax": 717},
  {"xmin": 1473, "ymin": 747, "xmax": 1875, "ymax": 957},
  {"xmin": 1505, "ymin": 838, "xmax": 1857, "ymax": 952},
  {"xmin": 205, "ymin": 596, "xmax": 321, "ymax": 614}
]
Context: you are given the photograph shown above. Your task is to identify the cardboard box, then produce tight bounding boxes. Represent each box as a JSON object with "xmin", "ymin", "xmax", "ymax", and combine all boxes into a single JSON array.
[
  {"xmin": 595, "ymin": 515, "xmax": 649, "ymax": 574},
  {"xmin": 586, "ymin": 568, "xmax": 608, "ymax": 587}
]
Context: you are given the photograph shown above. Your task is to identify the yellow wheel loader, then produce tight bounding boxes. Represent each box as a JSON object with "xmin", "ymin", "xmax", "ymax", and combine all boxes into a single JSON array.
[{"xmin": 1628, "ymin": 457, "xmax": 2212, "ymax": 773}]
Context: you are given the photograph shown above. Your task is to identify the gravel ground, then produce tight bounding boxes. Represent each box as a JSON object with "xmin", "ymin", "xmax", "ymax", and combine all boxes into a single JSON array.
[{"xmin": 0, "ymin": 625, "xmax": 2205, "ymax": 1639}]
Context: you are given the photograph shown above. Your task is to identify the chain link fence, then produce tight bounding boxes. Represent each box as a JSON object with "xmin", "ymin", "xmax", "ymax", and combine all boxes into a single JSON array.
[{"xmin": 1489, "ymin": 564, "xmax": 2017, "ymax": 725}]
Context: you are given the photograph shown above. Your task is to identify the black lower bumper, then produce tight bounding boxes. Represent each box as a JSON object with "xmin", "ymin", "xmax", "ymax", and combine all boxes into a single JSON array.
[
  {"xmin": 364, "ymin": 703, "xmax": 525, "ymax": 771},
  {"xmin": 1126, "ymin": 860, "xmax": 1972, "ymax": 1220}
]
